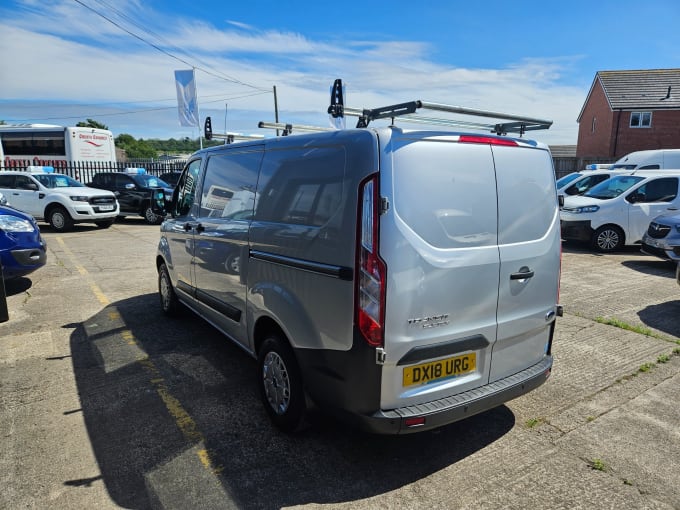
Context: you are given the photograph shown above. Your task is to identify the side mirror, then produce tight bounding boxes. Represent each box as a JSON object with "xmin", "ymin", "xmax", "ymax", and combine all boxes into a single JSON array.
[
  {"xmin": 27, "ymin": 182, "xmax": 39, "ymax": 191},
  {"xmin": 125, "ymin": 183, "xmax": 136, "ymax": 190},
  {"xmin": 558, "ymin": 194, "xmax": 565, "ymax": 207}
]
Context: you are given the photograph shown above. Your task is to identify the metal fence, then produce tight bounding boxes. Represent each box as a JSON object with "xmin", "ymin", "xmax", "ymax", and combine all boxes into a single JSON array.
[
  {"xmin": 1, "ymin": 159, "xmax": 187, "ymax": 184},
  {"xmin": 2, "ymin": 156, "xmax": 615, "ymax": 182}
]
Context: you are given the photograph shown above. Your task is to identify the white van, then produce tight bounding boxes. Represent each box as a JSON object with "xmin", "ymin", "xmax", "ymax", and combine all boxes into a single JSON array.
[
  {"xmin": 557, "ymin": 169, "xmax": 634, "ymax": 197},
  {"xmin": 561, "ymin": 171, "xmax": 680, "ymax": 251},
  {"xmin": 610, "ymin": 149, "xmax": 680, "ymax": 170},
  {"xmin": 154, "ymin": 99, "xmax": 562, "ymax": 434}
]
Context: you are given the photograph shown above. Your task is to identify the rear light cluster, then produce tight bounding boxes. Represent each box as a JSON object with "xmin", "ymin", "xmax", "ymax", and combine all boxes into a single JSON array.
[{"xmin": 356, "ymin": 175, "xmax": 386, "ymax": 347}]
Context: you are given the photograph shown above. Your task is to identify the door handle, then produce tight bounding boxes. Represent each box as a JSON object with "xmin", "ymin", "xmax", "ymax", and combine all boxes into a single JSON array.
[
  {"xmin": 195, "ymin": 223, "xmax": 205, "ymax": 233},
  {"xmin": 183, "ymin": 222, "xmax": 193, "ymax": 232},
  {"xmin": 510, "ymin": 267, "xmax": 534, "ymax": 280}
]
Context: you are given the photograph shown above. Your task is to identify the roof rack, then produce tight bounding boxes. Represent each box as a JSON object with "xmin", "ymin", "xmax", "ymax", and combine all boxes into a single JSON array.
[
  {"xmin": 326, "ymin": 78, "xmax": 551, "ymax": 136},
  {"xmin": 204, "ymin": 79, "xmax": 553, "ymax": 141},
  {"xmin": 342, "ymin": 100, "xmax": 552, "ymax": 135}
]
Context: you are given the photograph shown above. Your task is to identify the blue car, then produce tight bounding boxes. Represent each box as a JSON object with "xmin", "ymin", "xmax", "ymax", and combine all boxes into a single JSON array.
[{"xmin": 0, "ymin": 205, "xmax": 47, "ymax": 280}]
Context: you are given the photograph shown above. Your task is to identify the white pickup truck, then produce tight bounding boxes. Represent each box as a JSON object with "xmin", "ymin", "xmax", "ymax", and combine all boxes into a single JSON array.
[{"xmin": 0, "ymin": 166, "xmax": 119, "ymax": 231}]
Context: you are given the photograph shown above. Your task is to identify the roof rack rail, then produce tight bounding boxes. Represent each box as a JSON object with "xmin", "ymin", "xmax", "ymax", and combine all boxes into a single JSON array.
[
  {"xmin": 204, "ymin": 117, "xmax": 265, "ymax": 143},
  {"xmin": 343, "ymin": 100, "xmax": 552, "ymax": 136},
  {"xmin": 257, "ymin": 121, "xmax": 335, "ymax": 136}
]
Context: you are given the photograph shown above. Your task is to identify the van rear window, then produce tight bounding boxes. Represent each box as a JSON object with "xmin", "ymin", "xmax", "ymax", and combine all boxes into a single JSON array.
[{"xmin": 391, "ymin": 140, "xmax": 498, "ymax": 249}]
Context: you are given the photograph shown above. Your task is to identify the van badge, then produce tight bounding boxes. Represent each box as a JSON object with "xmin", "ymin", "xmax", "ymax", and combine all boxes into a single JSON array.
[{"xmin": 408, "ymin": 314, "xmax": 450, "ymax": 328}]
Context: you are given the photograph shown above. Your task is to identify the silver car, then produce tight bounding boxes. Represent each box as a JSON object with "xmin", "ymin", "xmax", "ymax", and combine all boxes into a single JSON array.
[{"xmin": 641, "ymin": 212, "xmax": 680, "ymax": 261}]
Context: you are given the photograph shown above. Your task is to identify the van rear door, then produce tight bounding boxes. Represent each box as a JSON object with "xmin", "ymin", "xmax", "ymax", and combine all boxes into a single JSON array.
[
  {"xmin": 378, "ymin": 132, "xmax": 501, "ymax": 410},
  {"xmin": 491, "ymin": 145, "xmax": 561, "ymax": 382}
]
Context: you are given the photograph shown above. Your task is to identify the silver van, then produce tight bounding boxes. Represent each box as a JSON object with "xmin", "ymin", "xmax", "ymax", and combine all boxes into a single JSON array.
[{"xmin": 154, "ymin": 100, "xmax": 562, "ymax": 434}]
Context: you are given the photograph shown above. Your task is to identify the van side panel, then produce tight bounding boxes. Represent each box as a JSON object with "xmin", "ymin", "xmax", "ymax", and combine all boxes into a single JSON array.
[
  {"xmin": 378, "ymin": 133, "xmax": 501, "ymax": 409},
  {"xmin": 248, "ymin": 131, "xmax": 378, "ymax": 354},
  {"xmin": 491, "ymin": 146, "xmax": 560, "ymax": 382}
]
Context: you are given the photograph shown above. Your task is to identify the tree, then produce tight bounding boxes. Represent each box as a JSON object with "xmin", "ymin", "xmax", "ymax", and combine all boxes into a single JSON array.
[
  {"xmin": 115, "ymin": 134, "xmax": 158, "ymax": 159},
  {"xmin": 77, "ymin": 119, "xmax": 108, "ymax": 130}
]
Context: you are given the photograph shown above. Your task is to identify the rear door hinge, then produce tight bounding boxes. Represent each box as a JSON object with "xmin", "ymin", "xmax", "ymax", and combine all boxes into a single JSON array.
[
  {"xmin": 380, "ymin": 197, "xmax": 389, "ymax": 215},
  {"xmin": 376, "ymin": 347, "xmax": 387, "ymax": 365}
]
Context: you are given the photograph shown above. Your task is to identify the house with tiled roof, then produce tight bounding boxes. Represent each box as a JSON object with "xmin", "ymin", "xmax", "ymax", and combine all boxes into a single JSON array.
[{"xmin": 576, "ymin": 69, "xmax": 680, "ymax": 159}]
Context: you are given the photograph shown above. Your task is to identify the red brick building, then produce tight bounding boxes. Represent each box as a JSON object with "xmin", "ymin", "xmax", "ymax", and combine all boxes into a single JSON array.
[{"xmin": 576, "ymin": 69, "xmax": 680, "ymax": 159}]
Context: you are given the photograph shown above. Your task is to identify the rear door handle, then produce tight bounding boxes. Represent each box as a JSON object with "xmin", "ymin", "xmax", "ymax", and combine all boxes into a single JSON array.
[{"xmin": 510, "ymin": 267, "xmax": 534, "ymax": 280}]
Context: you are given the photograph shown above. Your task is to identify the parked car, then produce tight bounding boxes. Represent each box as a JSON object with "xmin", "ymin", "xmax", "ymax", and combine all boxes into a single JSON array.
[
  {"xmin": 0, "ymin": 204, "xmax": 47, "ymax": 280},
  {"xmin": 154, "ymin": 119, "xmax": 562, "ymax": 434},
  {"xmin": 159, "ymin": 171, "xmax": 182, "ymax": 188},
  {"xmin": 641, "ymin": 212, "xmax": 680, "ymax": 262},
  {"xmin": 0, "ymin": 191, "xmax": 7, "ymax": 206},
  {"xmin": 88, "ymin": 169, "xmax": 173, "ymax": 225},
  {"xmin": 561, "ymin": 171, "xmax": 680, "ymax": 252},
  {"xmin": 0, "ymin": 167, "xmax": 119, "ymax": 232}
]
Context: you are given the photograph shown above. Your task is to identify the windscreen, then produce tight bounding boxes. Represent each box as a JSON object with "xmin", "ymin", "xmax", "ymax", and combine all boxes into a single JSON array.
[
  {"xmin": 34, "ymin": 174, "xmax": 84, "ymax": 188},
  {"xmin": 556, "ymin": 173, "xmax": 581, "ymax": 188},
  {"xmin": 584, "ymin": 175, "xmax": 643, "ymax": 199}
]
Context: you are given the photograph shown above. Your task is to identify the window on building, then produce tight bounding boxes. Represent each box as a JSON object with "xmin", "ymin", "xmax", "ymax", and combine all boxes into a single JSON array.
[
  {"xmin": 630, "ymin": 112, "xmax": 652, "ymax": 128},
  {"xmin": 591, "ymin": 116, "xmax": 596, "ymax": 133}
]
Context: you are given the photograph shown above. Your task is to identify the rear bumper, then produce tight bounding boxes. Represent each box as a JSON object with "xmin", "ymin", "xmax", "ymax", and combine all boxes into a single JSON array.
[
  {"xmin": 560, "ymin": 220, "xmax": 593, "ymax": 242},
  {"xmin": 355, "ymin": 356, "xmax": 553, "ymax": 434}
]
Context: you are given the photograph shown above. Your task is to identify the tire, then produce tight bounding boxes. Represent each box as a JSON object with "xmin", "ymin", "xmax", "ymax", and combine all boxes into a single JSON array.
[
  {"xmin": 591, "ymin": 225, "xmax": 624, "ymax": 252},
  {"xmin": 95, "ymin": 219, "xmax": 115, "ymax": 229},
  {"xmin": 257, "ymin": 335, "xmax": 306, "ymax": 432},
  {"xmin": 158, "ymin": 263, "xmax": 180, "ymax": 316},
  {"xmin": 144, "ymin": 204, "xmax": 163, "ymax": 225},
  {"xmin": 48, "ymin": 206, "xmax": 74, "ymax": 232}
]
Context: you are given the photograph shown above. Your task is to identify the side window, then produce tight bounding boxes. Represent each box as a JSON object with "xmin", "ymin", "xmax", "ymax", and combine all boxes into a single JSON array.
[
  {"xmin": 15, "ymin": 175, "xmax": 34, "ymax": 190},
  {"xmin": 632, "ymin": 178, "xmax": 678, "ymax": 203},
  {"xmin": 638, "ymin": 164, "xmax": 660, "ymax": 170},
  {"xmin": 0, "ymin": 175, "xmax": 15, "ymax": 188},
  {"xmin": 256, "ymin": 146, "xmax": 345, "ymax": 226},
  {"xmin": 115, "ymin": 174, "xmax": 132, "ymax": 189},
  {"xmin": 174, "ymin": 159, "xmax": 202, "ymax": 217},
  {"xmin": 198, "ymin": 150, "xmax": 262, "ymax": 219}
]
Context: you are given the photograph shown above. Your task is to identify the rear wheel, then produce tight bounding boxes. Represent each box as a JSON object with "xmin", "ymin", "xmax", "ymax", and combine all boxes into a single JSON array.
[
  {"xmin": 158, "ymin": 263, "xmax": 180, "ymax": 316},
  {"xmin": 257, "ymin": 335, "xmax": 305, "ymax": 432},
  {"xmin": 144, "ymin": 204, "xmax": 163, "ymax": 225},
  {"xmin": 48, "ymin": 206, "xmax": 74, "ymax": 232},
  {"xmin": 591, "ymin": 225, "xmax": 624, "ymax": 252}
]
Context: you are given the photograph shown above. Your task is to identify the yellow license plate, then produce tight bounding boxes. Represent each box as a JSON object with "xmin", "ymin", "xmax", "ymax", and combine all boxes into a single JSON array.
[{"xmin": 403, "ymin": 353, "xmax": 476, "ymax": 387}]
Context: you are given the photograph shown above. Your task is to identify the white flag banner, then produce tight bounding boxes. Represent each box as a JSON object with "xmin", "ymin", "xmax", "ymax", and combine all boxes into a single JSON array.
[{"xmin": 174, "ymin": 69, "xmax": 199, "ymax": 127}]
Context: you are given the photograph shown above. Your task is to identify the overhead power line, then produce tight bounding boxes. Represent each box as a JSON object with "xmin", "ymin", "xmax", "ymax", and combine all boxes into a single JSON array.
[
  {"xmin": 71, "ymin": 0, "xmax": 271, "ymax": 92},
  {"xmin": 6, "ymin": 91, "xmax": 272, "ymax": 123}
]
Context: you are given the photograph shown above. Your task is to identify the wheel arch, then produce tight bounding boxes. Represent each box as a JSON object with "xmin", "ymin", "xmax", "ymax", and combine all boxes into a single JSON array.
[{"xmin": 253, "ymin": 316, "xmax": 289, "ymax": 356}]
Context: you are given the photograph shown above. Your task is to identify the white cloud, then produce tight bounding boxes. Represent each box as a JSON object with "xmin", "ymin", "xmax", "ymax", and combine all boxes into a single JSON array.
[{"xmin": 0, "ymin": 1, "xmax": 584, "ymax": 144}]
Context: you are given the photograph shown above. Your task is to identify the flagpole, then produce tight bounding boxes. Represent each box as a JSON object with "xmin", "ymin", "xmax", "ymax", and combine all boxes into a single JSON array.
[{"xmin": 194, "ymin": 68, "xmax": 203, "ymax": 149}]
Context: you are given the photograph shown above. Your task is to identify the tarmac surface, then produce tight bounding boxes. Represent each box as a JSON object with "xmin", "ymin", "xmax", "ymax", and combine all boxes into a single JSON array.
[{"xmin": 1, "ymin": 219, "xmax": 679, "ymax": 510}]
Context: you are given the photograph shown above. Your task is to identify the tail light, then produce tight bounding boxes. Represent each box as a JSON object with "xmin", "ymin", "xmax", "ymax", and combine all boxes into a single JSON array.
[
  {"xmin": 459, "ymin": 135, "xmax": 518, "ymax": 146},
  {"xmin": 356, "ymin": 175, "xmax": 386, "ymax": 347}
]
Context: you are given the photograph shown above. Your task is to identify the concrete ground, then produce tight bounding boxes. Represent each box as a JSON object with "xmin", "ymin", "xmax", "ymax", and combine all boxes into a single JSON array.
[{"xmin": 1, "ymin": 221, "xmax": 679, "ymax": 510}]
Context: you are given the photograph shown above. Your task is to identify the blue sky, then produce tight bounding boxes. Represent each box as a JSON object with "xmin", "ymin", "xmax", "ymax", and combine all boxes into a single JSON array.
[{"xmin": 1, "ymin": 0, "xmax": 679, "ymax": 144}]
